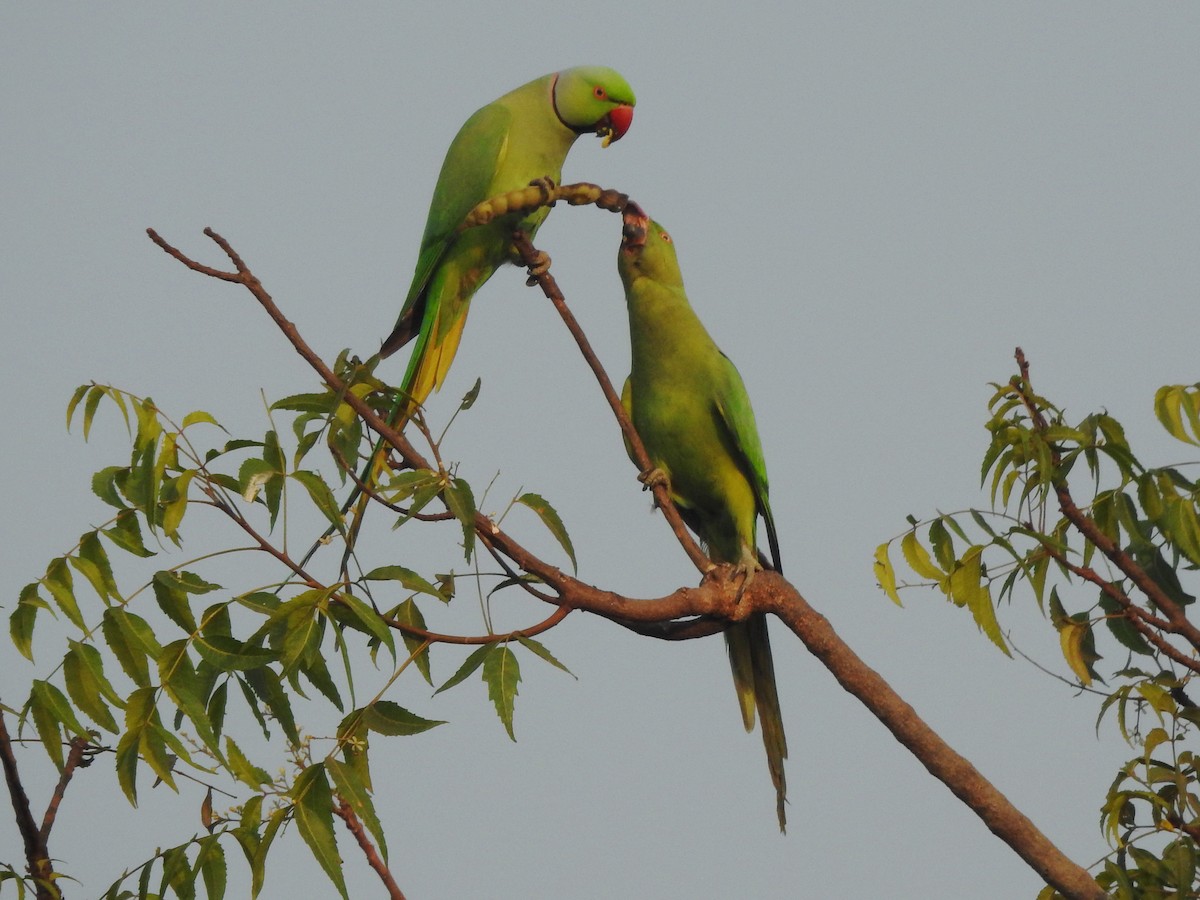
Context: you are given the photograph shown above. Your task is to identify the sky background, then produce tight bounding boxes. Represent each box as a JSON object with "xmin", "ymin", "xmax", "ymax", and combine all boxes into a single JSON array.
[{"xmin": 3, "ymin": 4, "xmax": 1199, "ymax": 898}]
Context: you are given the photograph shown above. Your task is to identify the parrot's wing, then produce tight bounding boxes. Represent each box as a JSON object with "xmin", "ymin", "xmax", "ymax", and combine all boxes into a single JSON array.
[
  {"xmin": 713, "ymin": 352, "xmax": 781, "ymax": 571},
  {"xmin": 383, "ymin": 103, "xmax": 512, "ymax": 355}
]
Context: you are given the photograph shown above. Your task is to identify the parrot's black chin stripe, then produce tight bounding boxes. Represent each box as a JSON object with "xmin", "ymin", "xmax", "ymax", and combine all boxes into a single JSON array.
[{"xmin": 549, "ymin": 72, "xmax": 595, "ymax": 136}]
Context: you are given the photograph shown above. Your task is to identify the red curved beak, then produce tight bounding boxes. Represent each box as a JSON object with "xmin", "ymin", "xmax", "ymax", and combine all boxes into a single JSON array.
[{"xmin": 599, "ymin": 104, "xmax": 634, "ymax": 147}]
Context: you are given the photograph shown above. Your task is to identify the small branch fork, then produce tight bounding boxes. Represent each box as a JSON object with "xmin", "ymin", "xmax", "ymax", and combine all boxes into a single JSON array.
[
  {"xmin": 1, "ymin": 709, "xmax": 96, "ymax": 900},
  {"xmin": 1011, "ymin": 347, "xmax": 1200, "ymax": 662},
  {"xmin": 145, "ymin": 202, "xmax": 1106, "ymax": 898}
]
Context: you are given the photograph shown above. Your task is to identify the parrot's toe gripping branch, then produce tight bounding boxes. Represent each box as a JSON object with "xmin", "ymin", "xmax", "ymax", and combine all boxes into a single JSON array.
[
  {"xmin": 524, "ymin": 249, "xmax": 552, "ymax": 284},
  {"xmin": 638, "ymin": 467, "xmax": 669, "ymax": 491}
]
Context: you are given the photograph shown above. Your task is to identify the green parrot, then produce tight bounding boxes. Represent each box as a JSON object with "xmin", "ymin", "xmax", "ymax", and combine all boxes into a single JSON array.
[
  {"xmin": 617, "ymin": 204, "xmax": 788, "ymax": 831},
  {"xmin": 310, "ymin": 68, "xmax": 634, "ymax": 574},
  {"xmin": 380, "ymin": 65, "xmax": 636, "ymax": 418}
]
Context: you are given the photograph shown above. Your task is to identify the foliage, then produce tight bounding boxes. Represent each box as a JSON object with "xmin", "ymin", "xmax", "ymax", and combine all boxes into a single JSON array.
[
  {"xmin": 876, "ymin": 353, "xmax": 1200, "ymax": 897},
  {"xmin": 4, "ymin": 362, "xmax": 578, "ymax": 898}
]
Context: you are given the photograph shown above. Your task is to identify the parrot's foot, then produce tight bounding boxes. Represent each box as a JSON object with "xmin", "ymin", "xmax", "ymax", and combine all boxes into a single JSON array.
[
  {"xmin": 638, "ymin": 467, "xmax": 669, "ymax": 491},
  {"xmin": 732, "ymin": 545, "xmax": 763, "ymax": 604},
  {"xmin": 528, "ymin": 176, "xmax": 557, "ymax": 206},
  {"xmin": 524, "ymin": 249, "xmax": 551, "ymax": 284}
]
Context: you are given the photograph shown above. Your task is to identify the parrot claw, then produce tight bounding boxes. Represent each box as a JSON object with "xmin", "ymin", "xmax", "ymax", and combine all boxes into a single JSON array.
[
  {"xmin": 528, "ymin": 176, "xmax": 557, "ymax": 206},
  {"xmin": 525, "ymin": 249, "xmax": 551, "ymax": 284},
  {"xmin": 638, "ymin": 467, "xmax": 669, "ymax": 490}
]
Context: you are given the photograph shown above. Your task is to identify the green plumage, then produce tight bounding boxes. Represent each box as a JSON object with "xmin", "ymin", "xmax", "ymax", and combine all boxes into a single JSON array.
[
  {"xmin": 381, "ymin": 66, "xmax": 636, "ymax": 418},
  {"xmin": 618, "ymin": 210, "xmax": 788, "ymax": 831}
]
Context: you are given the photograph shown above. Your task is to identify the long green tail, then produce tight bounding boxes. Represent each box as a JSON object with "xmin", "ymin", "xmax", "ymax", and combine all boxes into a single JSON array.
[{"xmin": 725, "ymin": 613, "xmax": 788, "ymax": 832}]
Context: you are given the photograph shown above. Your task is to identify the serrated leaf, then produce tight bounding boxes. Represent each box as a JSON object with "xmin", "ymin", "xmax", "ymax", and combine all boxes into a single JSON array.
[
  {"xmin": 226, "ymin": 737, "xmax": 272, "ymax": 788},
  {"xmin": 949, "ymin": 546, "xmax": 1009, "ymax": 655},
  {"xmin": 102, "ymin": 509, "xmax": 155, "ymax": 558},
  {"xmin": 91, "ymin": 466, "xmax": 129, "ymax": 510},
  {"xmin": 434, "ymin": 644, "xmax": 493, "ymax": 695},
  {"xmin": 873, "ymin": 542, "xmax": 901, "ymax": 605},
  {"xmin": 78, "ymin": 531, "xmax": 119, "ymax": 600},
  {"xmin": 198, "ymin": 835, "xmax": 227, "ymax": 900},
  {"xmin": 43, "ymin": 557, "xmax": 86, "ymax": 631},
  {"xmin": 392, "ymin": 598, "xmax": 431, "ymax": 684},
  {"xmin": 101, "ymin": 607, "xmax": 161, "ymax": 687},
  {"xmin": 1058, "ymin": 616, "xmax": 1096, "ymax": 686},
  {"xmin": 363, "ymin": 565, "xmax": 446, "ymax": 601},
  {"xmin": 193, "ymin": 634, "xmax": 277, "ymax": 672},
  {"xmin": 361, "ymin": 700, "xmax": 445, "ymax": 736},
  {"xmin": 442, "ymin": 477, "xmax": 476, "ymax": 561},
  {"xmin": 483, "ymin": 645, "xmax": 521, "ymax": 741},
  {"xmin": 10, "ymin": 583, "xmax": 47, "ymax": 661},
  {"xmin": 291, "ymin": 764, "xmax": 348, "ymax": 899},
  {"xmin": 516, "ymin": 492, "xmax": 577, "ymax": 573},
  {"xmin": 330, "ymin": 591, "xmax": 396, "ymax": 657},
  {"xmin": 291, "ymin": 470, "xmax": 345, "ymax": 530},
  {"xmin": 63, "ymin": 641, "xmax": 121, "ymax": 732},
  {"xmin": 901, "ymin": 530, "xmax": 943, "ymax": 583},
  {"xmin": 459, "ymin": 377, "xmax": 482, "ymax": 410},
  {"xmin": 158, "ymin": 640, "xmax": 220, "ymax": 755},
  {"xmin": 516, "ymin": 635, "xmax": 574, "ymax": 677},
  {"xmin": 326, "ymin": 756, "xmax": 387, "ymax": 862},
  {"xmin": 242, "ymin": 667, "xmax": 298, "ymax": 744}
]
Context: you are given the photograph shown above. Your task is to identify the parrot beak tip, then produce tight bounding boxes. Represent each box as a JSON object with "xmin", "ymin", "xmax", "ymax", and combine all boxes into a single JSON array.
[{"xmin": 598, "ymin": 104, "xmax": 634, "ymax": 148}]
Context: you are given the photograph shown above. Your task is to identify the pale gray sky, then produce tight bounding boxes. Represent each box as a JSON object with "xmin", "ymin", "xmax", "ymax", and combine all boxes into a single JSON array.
[{"xmin": 3, "ymin": 4, "xmax": 1199, "ymax": 898}]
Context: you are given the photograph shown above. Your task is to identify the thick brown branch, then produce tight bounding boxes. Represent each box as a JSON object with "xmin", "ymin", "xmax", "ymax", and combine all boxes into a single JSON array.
[
  {"xmin": 335, "ymin": 798, "xmax": 405, "ymax": 900},
  {"xmin": 0, "ymin": 711, "xmax": 55, "ymax": 900},
  {"xmin": 768, "ymin": 584, "xmax": 1107, "ymax": 900}
]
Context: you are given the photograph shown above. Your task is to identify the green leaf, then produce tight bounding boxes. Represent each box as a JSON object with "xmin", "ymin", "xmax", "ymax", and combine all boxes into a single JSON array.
[
  {"xmin": 516, "ymin": 492, "xmax": 577, "ymax": 573},
  {"xmin": 193, "ymin": 634, "xmax": 277, "ymax": 672},
  {"xmin": 363, "ymin": 565, "xmax": 447, "ymax": 602},
  {"xmin": 81, "ymin": 384, "xmax": 107, "ymax": 440},
  {"xmin": 158, "ymin": 639, "xmax": 220, "ymax": 756},
  {"xmin": 291, "ymin": 470, "xmax": 345, "ymax": 530},
  {"xmin": 28, "ymin": 681, "xmax": 66, "ymax": 769},
  {"xmin": 43, "ymin": 557, "xmax": 86, "ymax": 631},
  {"xmin": 434, "ymin": 644, "xmax": 493, "ymax": 695},
  {"xmin": 483, "ymin": 644, "xmax": 521, "ymax": 741},
  {"xmin": 328, "ymin": 591, "xmax": 395, "ymax": 658},
  {"xmin": 901, "ymin": 530, "xmax": 943, "ymax": 583},
  {"xmin": 362, "ymin": 700, "xmax": 445, "ymax": 736},
  {"xmin": 242, "ymin": 667, "xmax": 299, "ymax": 744},
  {"xmin": 78, "ymin": 531, "xmax": 119, "ymax": 600},
  {"xmin": 516, "ymin": 636, "xmax": 574, "ymax": 677},
  {"xmin": 873, "ymin": 542, "xmax": 902, "ymax": 605},
  {"xmin": 181, "ymin": 409, "xmax": 221, "ymax": 430},
  {"xmin": 66, "ymin": 383, "xmax": 91, "ymax": 429},
  {"xmin": 92, "ymin": 466, "xmax": 129, "ymax": 510},
  {"xmin": 291, "ymin": 764, "xmax": 348, "ymax": 899},
  {"xmin": 459, "ymin": 377, "xmax": 482, "ymax": 410},
  {"xmin": 326, "ymin": 756, "xmax": 388, "ymax": 862},
  {"xmin": 392, "ymin": 598, "xmax": 431, "ymax": 684},
  {"xmin": 197, "ymin": 835, "xmax": 227, "ymax": 900},
  {"xmin": 102, "ymin": 509, "xmax": 155, "ymax": 557},
  {"xmin": 63, "ymin": 641, "xmax": 121, "ymax": 732},
  {"xmin": 948, "ymin": 546, "xmax": 1009, "ymax": 655},
  {"xmin": 226, "ymin": 737, "xmax": 272, "ymax": 788},
  {"xmin": 442, "ymin": 477, "xmax": 477, "ymax": 561},
  {"xmin": 10, "ymin": 583, "xmax": 48, "ymax": 661},
  {"xmin": 101, "ymin": 607, "xmax": 162, "ymax": 687}
]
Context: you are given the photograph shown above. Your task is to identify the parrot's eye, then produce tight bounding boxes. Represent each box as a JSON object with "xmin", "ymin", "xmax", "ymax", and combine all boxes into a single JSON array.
[
  {"xmin": 593, "ymin": 86, "xmax": 607, "ymax": 100},
  {"xmin": 660, "ymin": 231, "xmax": 672, "ymax": 243}
]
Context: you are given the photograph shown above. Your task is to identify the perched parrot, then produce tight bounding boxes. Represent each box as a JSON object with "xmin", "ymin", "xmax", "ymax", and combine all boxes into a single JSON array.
[
  {"xmin": 381, "ymin": 65, "xmax": 637, "ymax": 418},
  {"xmin": 617, "ymin": 205, "xmax": 788, "ymax": 831},
  {"xmin": 307, "ymin": 67, "xmax": 635, "ymax": 575}
]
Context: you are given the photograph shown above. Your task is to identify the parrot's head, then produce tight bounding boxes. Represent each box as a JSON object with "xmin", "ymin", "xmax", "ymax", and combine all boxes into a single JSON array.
[
  {"xmin": 619, "ymin": 203, "xmax": 684, "ymax": 289},
  {"xmin": 553, "ymin": 66, "xmax": 636, "ymax": 148}
]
